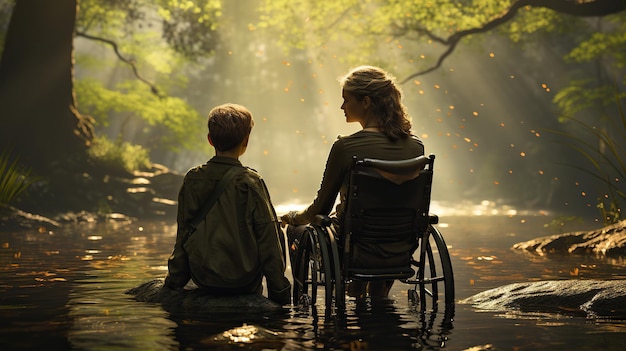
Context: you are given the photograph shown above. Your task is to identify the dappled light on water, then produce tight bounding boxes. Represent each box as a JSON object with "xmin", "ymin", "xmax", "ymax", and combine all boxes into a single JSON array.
[
  {"xmin": 276, "ymin": 199, "xmax": 546, "ymax": 219},
  {"xmin": 2, "ymin": 217, "xmax": 626, "ymax": 349}
]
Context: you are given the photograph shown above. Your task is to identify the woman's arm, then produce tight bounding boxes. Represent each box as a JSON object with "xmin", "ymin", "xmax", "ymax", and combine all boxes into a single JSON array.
[{"xmin": 286, "ymin": 138, "xmax": 348, "ymax": 225}]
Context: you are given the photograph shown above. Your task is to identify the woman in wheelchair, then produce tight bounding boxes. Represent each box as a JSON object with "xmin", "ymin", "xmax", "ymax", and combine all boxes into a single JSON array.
[{"xmin": 280, "ymin": 65, "xmax": 425, "ymax": 298}]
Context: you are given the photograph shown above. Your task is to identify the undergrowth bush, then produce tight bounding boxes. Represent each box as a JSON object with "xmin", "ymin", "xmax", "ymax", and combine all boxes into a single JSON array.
[{"xmin": 88, "ymin": 136, "xmax": 152, "ymax": 173}]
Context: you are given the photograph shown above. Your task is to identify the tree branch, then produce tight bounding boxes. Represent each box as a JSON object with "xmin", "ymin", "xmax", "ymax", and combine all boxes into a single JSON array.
[
  {"xmin": 534, "ymin": 0, "xmax": 626, "ymax": 17},
  {"xmin": 400, "ymin": 0, "xmax": 626, "ymax": 84},
  {"xmin": 75, "ymin": 31, "xmax": 162, "ymax": 97}
]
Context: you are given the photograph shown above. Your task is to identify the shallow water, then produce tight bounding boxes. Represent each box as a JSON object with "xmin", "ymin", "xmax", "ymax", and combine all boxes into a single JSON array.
[{"xmin": 2, "ymin": 207, "xmax": 626, "ymax": 350}]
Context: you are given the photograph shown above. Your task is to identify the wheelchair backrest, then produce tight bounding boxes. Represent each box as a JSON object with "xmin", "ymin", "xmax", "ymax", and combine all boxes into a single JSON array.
[{"xmin": 343, "ymin": 154, "xmax": 434, "ymax": 270}]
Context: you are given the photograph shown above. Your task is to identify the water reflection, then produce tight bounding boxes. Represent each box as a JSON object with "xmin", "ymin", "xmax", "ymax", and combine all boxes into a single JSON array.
[
  {"xmin": 163, "ymin": 308, "xmax": 293, "ymax": 350},
  {"xmin": 154, "ymin": 288, "xmax": 454, "ymax": 350},
  {"xmin": 2, "ymin": 210, "xmax": 626, "ymax": 350},
  {"xmin": 329, "ymin": 298, "xmax": 454, "ymax": 350}
]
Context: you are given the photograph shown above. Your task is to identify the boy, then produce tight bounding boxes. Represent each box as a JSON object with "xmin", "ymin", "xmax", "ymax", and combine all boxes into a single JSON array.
[{"xmin": 164, "ymin": 103, "xmax": 291, "ymax": 305}]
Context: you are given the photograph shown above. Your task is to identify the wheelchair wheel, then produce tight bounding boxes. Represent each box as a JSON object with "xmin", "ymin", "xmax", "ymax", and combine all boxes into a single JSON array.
[
  {"xmin": 292, "ymin": 227, "xmax": 334, "ymax": 308},
  {"xmin": 410, "ymin": 224, "xmax": 455, "ymax": 310},
  {"xmin": 315, "ymin": 224, "xmax": 343, "ymax": 311}
]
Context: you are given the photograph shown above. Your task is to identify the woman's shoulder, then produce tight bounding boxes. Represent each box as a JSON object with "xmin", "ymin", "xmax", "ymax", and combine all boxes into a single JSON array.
[
  {"xmin": 334, "ymin": 130, "xmax": 377, "ymax": 142},
  {"xmin": 407, "ymin": 133, "xmax": 424, "ymax": 145}
]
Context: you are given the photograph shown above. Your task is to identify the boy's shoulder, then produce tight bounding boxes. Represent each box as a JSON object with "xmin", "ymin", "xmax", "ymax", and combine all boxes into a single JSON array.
[
  {"xmin": 183, "ymin": 162, "xmax": 265, "ymax": 186},
  {"xmin": 183, "ymin": 164, "xmax": 209, "ymax": 179},
  {"xmin": 240, "ymin": 166, "xmax": 266, "ymax": 184},
  {"xmin": 243, "ymin": 165, "xmax": 261, "ymax": 177}
]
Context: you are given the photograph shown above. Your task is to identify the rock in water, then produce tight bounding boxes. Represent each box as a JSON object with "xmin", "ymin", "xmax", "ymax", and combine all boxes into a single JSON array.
[
  {"xmin": 513, "ymin": 219, "xmax": 626, "ymax": 256},
  {"xmin": 460, "ymin": 279, "xmax": 626, "ymax": 320},
  {"xmin": 126, "ymin": 279, "xmax": 283, "ymax": 312}
]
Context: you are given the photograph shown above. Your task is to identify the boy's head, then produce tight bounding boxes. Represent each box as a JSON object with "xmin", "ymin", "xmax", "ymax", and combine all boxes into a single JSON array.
[{"xmin": 207, "ymin": 103, "xmax": 254, "ymax": 152}]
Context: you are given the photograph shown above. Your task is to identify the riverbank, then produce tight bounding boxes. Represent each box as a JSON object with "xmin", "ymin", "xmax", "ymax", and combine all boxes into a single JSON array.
[{"xmin": 1, "ymin": 162, "xmax": 183, "ymax": 232}]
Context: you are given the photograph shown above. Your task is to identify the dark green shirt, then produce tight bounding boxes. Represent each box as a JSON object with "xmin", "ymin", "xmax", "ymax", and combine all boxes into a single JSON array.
[
  {"xmin": 165, "ymin": 156, "xmax": 291, "ymax": 305},
  {"xmin": 292, "ymin": 130, "xmax": 425, "ymax": 226}
]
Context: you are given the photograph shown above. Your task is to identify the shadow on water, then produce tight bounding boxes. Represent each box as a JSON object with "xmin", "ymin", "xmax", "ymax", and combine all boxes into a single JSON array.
[
  {"xmin": 2, "ymin": 205, "xmax": 626, "ymax": 350},
  {"xmin": 325, "ymin": 298, "xmax": 454, "ymax": 350},
  {"xmin": 133, "ymin": 281, "xmax": 455, "ymax": 350}
]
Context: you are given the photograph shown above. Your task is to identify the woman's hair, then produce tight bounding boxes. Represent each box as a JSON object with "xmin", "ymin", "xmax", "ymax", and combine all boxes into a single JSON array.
[
  {"xmin": 339, "ymin": 65, "xmax": 412, "ymax": 140},
  {"xmin": 207, "ymin": 103, "xmax": 254, "ymax": 152}
]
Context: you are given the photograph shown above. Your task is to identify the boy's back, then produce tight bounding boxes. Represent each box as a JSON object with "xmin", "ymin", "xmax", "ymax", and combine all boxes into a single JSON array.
[{"xmin": 164, "ymin": 104, "xmax": 290, "ymax": 305}]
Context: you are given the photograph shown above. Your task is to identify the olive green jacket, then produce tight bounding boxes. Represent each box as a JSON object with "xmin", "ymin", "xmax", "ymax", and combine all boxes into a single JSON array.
[{"xmin": 165, "ymin": 156, "xmax": 291, "ymax": 305}]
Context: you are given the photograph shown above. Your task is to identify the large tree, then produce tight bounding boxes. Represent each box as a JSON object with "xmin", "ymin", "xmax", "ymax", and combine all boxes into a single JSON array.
[
  {"xmin": 0, "ymin": 0, "xmax": 223, "ymax": 216},
  {"xmin": 0, "ymin": 0, "xmax": 92, "ymax": 172},
  {"xmin": 0, "ymin": 0, "xmax": 222, "ymax": 173}
]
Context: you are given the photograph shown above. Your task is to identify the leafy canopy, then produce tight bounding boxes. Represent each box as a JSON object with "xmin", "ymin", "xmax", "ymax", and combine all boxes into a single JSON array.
[{"xmin": 75, "ymin": 0, "xmax": 223, "ymax": 154}]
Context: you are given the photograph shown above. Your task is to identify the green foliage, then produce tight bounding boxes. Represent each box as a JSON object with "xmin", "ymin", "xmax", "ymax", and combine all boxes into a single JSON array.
[
  {"xmin": 256, "ymin": 0, "xmax": 559, "ymax": 63},
  {"xmin": 565, "ymin": 16, "xmax": 626, "ymax": 66},
  {"xmin": 257, "ymin": 0, "xmax": 361, "ymax": 52},
  {"xmin": 555, "ymin": 80, "xmax": 624, "ymax": 118},
  {"xmin": 78, "ymin": 0, "xmax": 222, "ymax": 64},
  {"xmin": 76, "ymin": 79, "xmax": 204, "ymax": 151},
  {"xmin": 74, "ymin": 0, "xmax": 219, "ymax": 156},
  {"xmin": 504, "ymin": 7, "xmax": 571, "ymax": 43},
  {"xmin": 78, "ymin": 0, "xmax": 143, "ymax": 26},
  {"xmin": 0, "ymin": 150, "xmax": 39, "ymax": 207},
  {"xmin": 156, "ymin": 0, "xmax": 222, "ymax": 60},
  {"xmin": 548, "ymin": 14, "xmax": 626, "ymax": 118},
  {"xmin": 77, "ymin": 0, "xmax": 186, "ymax": 76},
  {"xmin": 257, "ymin": 1, "xmax": 625, "ymax": 74},
  {"xmin": 87, "ymin": 135, "xmax": 152, "ymax": 173}
]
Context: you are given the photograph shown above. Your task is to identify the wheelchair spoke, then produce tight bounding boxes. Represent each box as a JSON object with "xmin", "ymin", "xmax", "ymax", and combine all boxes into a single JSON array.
[{"xmin": 408, "ymin": 224, "xmax": 455, "ymax": 312}]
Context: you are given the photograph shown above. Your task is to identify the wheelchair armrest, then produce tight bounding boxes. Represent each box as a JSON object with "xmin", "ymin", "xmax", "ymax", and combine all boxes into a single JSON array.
[
  {"xmin": 429, "ymin": 214, "xmax": 439, "ymax": 224},
  {"xmin": 312, "ymin": 214, "xmax": 333, "ymax": 227}
]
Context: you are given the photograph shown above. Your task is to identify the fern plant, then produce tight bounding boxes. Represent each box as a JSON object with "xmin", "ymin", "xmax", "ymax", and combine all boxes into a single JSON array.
[{"xmin": 0, "ymin": 150, "xmax": 40, "ymax": 207}]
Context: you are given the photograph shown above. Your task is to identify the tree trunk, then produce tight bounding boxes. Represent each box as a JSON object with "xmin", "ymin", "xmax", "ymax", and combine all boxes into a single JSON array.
[{"xmin": 0, "ymin": 0, "xmax": 92, "ymax": 173}]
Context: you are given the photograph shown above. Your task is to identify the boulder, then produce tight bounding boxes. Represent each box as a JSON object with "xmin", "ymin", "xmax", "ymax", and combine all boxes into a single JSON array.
[
  {"xmin": 460, "ymin": 279, "xmax": 626, "ymax": 319},
  {"xmin": 126, "ymin": 279, "xmax": 283, "ymax": 312},
  {"xmin": 513, "ymin": 220, "xmax": 626, "ymax": 256}
]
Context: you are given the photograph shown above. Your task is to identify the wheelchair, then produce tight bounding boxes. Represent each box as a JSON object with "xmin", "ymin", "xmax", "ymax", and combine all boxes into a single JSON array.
[{"xmin": 290, "ymin": 154, "xmax": 454, "ymax": 316}]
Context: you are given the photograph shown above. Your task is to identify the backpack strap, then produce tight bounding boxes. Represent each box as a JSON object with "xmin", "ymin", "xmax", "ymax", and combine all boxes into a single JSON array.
[{"xmin": 182, "ymin": 166, "xmax": 241, "ymax": 245}]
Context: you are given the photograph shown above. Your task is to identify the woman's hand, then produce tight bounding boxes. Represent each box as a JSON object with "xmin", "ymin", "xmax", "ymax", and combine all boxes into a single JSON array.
[{"xmin": 280, "ymin": 211, "xmax": 298, "ymax": 227}]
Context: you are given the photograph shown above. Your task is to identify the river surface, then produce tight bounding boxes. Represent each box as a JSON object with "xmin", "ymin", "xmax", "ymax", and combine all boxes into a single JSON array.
[{"xmin": 2, "ymin": 202, "xmax": 626, "ymax": 350}]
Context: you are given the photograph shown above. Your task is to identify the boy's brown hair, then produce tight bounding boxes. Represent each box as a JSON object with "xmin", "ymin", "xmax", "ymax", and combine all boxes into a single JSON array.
[{"xmin": 207, "ymin": 103, "xmax": 254, "ymax": 152}]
